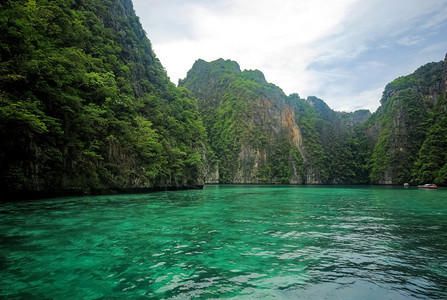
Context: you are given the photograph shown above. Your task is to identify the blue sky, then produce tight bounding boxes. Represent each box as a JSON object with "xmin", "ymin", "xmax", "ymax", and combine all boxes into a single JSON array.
[{"xmin": 132, "ymin": 0, "xmax": 447, "ymax": 112}]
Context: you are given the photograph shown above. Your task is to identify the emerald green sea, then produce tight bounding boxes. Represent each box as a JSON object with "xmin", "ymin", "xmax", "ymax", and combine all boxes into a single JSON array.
[{"xmin": 1, "ymin": 185, "xmax": 447, "ymax": 299}]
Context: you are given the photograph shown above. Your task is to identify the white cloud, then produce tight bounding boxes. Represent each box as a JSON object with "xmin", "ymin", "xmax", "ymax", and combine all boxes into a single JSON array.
[
  {"xmin": 421, "ymin": 4, "xmax": 447, "ymax": 29},
  {"xmin": 153, "ymin": 0, "xmax": 359, "ymax": 96},
  {"xmin": 133, "ymin": 0, "xmax": 447, "ymax": 112},
  {"xmin": 330, "ymin": 88, "xmax": 385, "ymax": 112},
  {"xmin": 398, "ymin": 36, "xmax": 424, "ymax": 46}
]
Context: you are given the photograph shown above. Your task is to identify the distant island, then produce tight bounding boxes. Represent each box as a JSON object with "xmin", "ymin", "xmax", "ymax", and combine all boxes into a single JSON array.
[{"xmin": 0, "ymin": 0, "xmax": 446, "ymax": 199}]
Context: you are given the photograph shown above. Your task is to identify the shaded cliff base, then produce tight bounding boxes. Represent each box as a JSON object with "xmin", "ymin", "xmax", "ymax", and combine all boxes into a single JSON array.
[
  {"xmin": 204, "ymin": 183, "xmax": 444, "ymax": 187},
  {"xmin": 0, "ymin": 185, "xmax": 204, "ymax": 202},
  {"xmin": 5, "ymin": 182, "xmax": 443, "ymax": 201}
]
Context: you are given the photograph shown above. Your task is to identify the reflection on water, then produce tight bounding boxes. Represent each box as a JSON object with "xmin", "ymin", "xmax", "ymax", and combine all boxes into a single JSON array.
[{"xmin": 1, "ymin": 185, "xmax": 446, "ymax": 299}]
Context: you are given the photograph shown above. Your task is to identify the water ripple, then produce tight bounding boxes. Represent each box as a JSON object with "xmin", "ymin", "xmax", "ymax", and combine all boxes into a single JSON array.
[{"xmin": 1, "ymin": 185, "xmax": 447, "ymax": 299}]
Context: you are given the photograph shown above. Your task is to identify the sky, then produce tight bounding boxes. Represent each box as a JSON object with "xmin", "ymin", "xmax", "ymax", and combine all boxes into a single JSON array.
[{"xmin": 132, "ymin": 0, "xmax": 447, "ymax": 112}]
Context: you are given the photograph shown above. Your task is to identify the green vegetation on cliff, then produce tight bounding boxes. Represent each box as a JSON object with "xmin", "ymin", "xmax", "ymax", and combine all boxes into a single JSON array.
[
  {"xmin": 180, "ymin": 59, "xmax": 371, "ymax": 184},
  {"xmin": 181, "ymin": 56, "xmax": 446, "ymax": 186},
  {"xmin": 365, "ymin": 58, "xmax": 447, "ymax": 185},
  {"xmin": 0, "ymin": 0, "xmax": 206, "ymax": 197},
  {"xmin": 413, "ymin": 92, "xmax": 447, "ymax": 184},
  {"xmin": 181, "ymin": 59, "xmax": 302, "ymax": 183},
  {"xmin": 1, "ymin": 0, "xmax": 446, "ymax": 195}
]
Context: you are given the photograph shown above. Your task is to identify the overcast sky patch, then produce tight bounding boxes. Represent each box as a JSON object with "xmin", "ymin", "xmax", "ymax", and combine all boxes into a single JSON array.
[{"xmin": 133, "ymin": 0, "xmax": 447, "ymax": 112}]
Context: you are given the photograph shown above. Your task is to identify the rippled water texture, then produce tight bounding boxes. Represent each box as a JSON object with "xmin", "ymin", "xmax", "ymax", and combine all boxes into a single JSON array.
[{"xmin": 1, "ymin": 185, "xmax": 447, "ymax": 299}]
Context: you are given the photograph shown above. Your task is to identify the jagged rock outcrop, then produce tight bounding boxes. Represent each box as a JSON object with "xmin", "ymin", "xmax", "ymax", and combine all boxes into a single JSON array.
[
  {"xmin": 181, "ymin": 54, "xmax": 447, "ymax": 186},
  {"xmin": 180, "ymin": 59, "xmax": 307, "ymax": 184},
  {"xmin": 180, "ymin": 59, "xmax": 370, "ymax": 184},
  {"xmin": 365, "ymin": 53, "xmax": 447, "ymax": 185}
]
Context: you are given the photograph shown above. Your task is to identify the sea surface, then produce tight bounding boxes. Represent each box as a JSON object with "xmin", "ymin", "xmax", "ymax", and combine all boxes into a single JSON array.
[{"xmin": 1, "ymin": 185, "xmax": 447, "ymax": 299}]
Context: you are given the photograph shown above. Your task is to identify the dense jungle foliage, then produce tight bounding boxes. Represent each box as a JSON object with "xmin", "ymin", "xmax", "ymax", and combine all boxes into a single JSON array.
[
  {"xmin": 180, "ymin": 59, "xmax": 372, "ymax": 184},
  {"xmin": 367, "ymin": 60, "xmax": 447, "ymax": 185},
  {"xmin": 0, "ymin": 0, "xmax": 206, "ymax": 197},
  {"xmin": 181, "ymin": 59, "xmax": 303, "ymax": 183},
  {"xmin": 181, "ymin": 57, "xmax": 446, "ymax": 185}
]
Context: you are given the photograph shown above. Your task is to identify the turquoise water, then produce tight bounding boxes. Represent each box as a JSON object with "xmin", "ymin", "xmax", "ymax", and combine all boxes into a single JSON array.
[{"xmin": 1, "ymin": 185, "xmax": 447, "ymax": 299}]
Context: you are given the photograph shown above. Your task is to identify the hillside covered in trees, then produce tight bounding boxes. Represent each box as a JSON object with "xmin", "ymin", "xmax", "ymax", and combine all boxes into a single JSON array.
[
  {"xmin": 366, "ymin": 57, "xmax": 447, "ymax": 185},
  {"xmin": 1, "ymin": 0, "xmax": 446, "ymax": 199},
  {"xmin": 0, "ymin": 0, "xmax": 207, "ymax": 199},
  {"xmin": 179, "ymin": 59, "xmax": 372, "ymax": 184},
  {"xmin": 181, "ymin": 56, "xmax": 447, "ymax": 186}
]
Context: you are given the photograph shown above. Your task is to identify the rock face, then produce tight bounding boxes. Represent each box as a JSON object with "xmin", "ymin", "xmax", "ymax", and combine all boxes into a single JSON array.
[
  {"xmin": 181, "ymin": 55, "xmax": 447, "ymax": 186},
  {"xmin": 180, "ymin": 59, "xmax": 370, "ymax": 184},
  {"xmin": 180, "ymin": 59, "xmax": 305, "ymax": 183},
  {"xmin": 365, "ymin": 54, "xmax": 447, "ymax": 185}
]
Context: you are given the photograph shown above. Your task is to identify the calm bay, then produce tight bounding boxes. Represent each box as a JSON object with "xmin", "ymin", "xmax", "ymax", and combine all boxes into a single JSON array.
[{"xmin": 1, "ymin": 185, "xmax": 446, "ymax": 299}]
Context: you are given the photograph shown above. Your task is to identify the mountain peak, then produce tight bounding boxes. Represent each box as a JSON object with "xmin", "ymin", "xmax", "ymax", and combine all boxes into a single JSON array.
[
  {"xmin": 179, "ymin": 58, "xmax": 241, "ymax": 86},
  {"xmin": 192, "ymin": 58, "xmax": 241, "ymax": 73}
]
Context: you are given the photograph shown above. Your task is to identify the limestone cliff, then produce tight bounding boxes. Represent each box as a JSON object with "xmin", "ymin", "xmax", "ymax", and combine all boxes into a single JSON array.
[
  {"xmin": 180, "ymin": 59, "xmax": 305, "ymax": 183},
  {"xmin": 180, "ymin": 59, "xmax": 370, "ymax": 184},
  {"xmin": 366, "ymin": 54, "xmax": 447, "ymax": 185}
]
